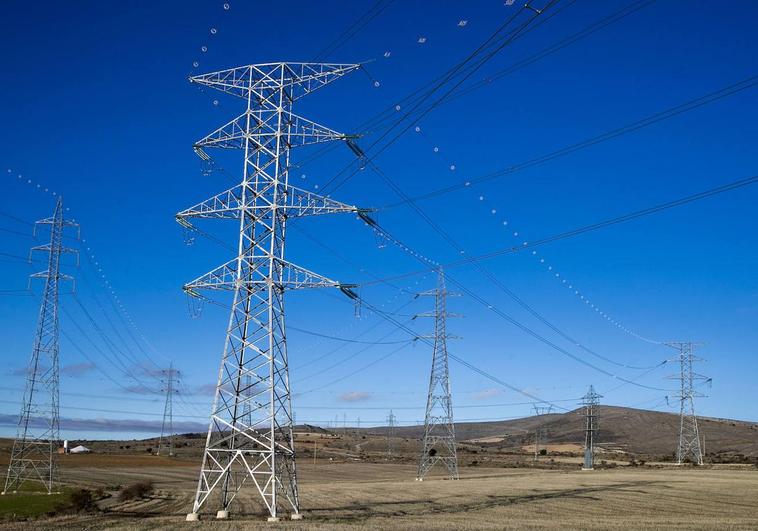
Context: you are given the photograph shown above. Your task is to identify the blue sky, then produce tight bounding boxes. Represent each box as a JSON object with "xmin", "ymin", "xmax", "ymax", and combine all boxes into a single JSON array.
[{"xmin": 0, "ymin": 0, "xmax": 756, "ymax": 440}]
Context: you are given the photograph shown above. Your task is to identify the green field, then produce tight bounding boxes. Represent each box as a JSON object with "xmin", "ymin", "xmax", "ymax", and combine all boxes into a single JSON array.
[{"xmin": 0, "ymin": 490, "xmax": 71, "ymax": 520}]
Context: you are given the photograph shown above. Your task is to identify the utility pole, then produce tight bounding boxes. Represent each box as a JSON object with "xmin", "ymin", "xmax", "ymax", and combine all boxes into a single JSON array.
[
  {"xmin": 416, "ymin": 269, "xmax": 459, "ymax": 481},
  {"xmin": 3, "ymin": 198, "xmax": 77, "ymax": 495},
  {"xmin": 581, "ymin": 386, "xmax": 602, "ymax": 470},
  {"xmin": 386, "ymin": 410, "xmax": 396, "ymax": 460},
  {"xmin": 667, "ymin": 342, "xmax": 706, "ymax": 465},
  {"xmin": 179, "ymin": 62, "xmax": 362, "ymax": 523},
  {"xmin": 532, "ymin": 404, "xmax": 553, "ymax": 461},
  {"xmin": 158, "ymin": 363, "xmax": 179, "ymax": 457}
]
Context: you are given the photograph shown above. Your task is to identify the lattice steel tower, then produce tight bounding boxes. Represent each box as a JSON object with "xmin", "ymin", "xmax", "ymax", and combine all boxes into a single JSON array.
[
  {"xmin": 532, "ymin": 404, "xmax": 553, "ymax": 461},
  {"xmin": 667, "ymin": 341, "xmax": 706, "ymax": 465},
  {"xmin": 581, "ymin": 385, "xmax": 602, "ymax": 470},
  {"xmin": 178, "ymin": 63, "xmax": 361, "ymax": 522},
  {"xmin": 158, "ymin": 363, "xmax": 179, "ymax": 457},
  {"xmin": 3, "ymin": 198, "xmax": 76, "ymax": 495},
  {"xmin": 386, "ymin": 410, "xmax": 396, "ymax": 460},
  {"xmin": 416, "ymin": 269, "xmax": 459, "ymax": 481}
]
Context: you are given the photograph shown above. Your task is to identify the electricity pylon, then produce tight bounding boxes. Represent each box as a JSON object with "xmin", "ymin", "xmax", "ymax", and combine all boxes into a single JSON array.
[
  {"xmin": 158, "ymin": 363, "xmax": 179, "ymax": 457},
  {"xmin": 532, "ymin": 404, "xmax": 553, "ymax": 461},
  {"xmin": 581, "ymin": 385, "xmax": 602, "ymax": 470},
  {"xmin": 415, "ymin": 269, "xmax": 459, "ymax": 481},
  {"xmin": 386, "ymin": 410, "xmax": 396, "ymax": 460},
  {"xmin": 3, "ymin": 198, "xmax": 77, "ymax": 495},
  {"xmin": 178, "ymin": 62, "xmax": 362, "ymax": 522},
  {"xmin": 667, "ymin": 342, "xmax": 706, "ymax": 465}
]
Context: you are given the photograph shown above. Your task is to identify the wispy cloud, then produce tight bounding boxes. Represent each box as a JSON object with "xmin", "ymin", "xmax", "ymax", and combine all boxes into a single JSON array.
[
  {"xmin": 338, "ymin": 391, "xmax": 372, "ymax": 402},
  {"xmin": 134, "ymin": 362, "xmax": 172, "ymax": 379},
  {"xmin": 472, "ymin": 388, "xmax": 501, "ymax": 400},
  {"xmin": 61, "ymin": 362, "xmax": 96, "ymax": 377},
  {"xmin": 0, "ymin": 413, "xmax": 205, "ymax": 434},
  {"xmin": 7, "ymin": 365, "xmax": 51, "ymax": 377},
  {"xmin": 124, "ymin": 384, "xmax": 160, "ymax": 395},
  {"xmin": 194, "ymin": 383, "xmax": 218, "ymax": 396}
]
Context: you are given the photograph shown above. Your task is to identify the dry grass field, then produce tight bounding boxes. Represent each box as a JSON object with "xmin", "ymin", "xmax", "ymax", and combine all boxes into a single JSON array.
[
  {"xmin": 1, "ymin": 456, "xmax": 757, "ymax": 530},
  {"xmin": 1, "ymin": 409, "xmax": 757, "ymax": 530}
]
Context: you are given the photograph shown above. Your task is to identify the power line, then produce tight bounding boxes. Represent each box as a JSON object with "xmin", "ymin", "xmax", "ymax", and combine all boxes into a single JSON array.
[
  {"xmin": 356, "ymin": 173, "xmax": 758, "ymax": 289},
  {"xmin": 289, "ymin": 325, "xmax": 414, "ymax": 345},
  {"xmin": 295, "ymin": 0, "xmax": 584, "ymax": 174},
  {"xmin": 312, "ymin": 0, "xmax": 395, "ymax": 62},
  {"xmin": 361, "ymin": 218, "xmax": 673, "ymax": 392},
  {"xmin": 325, "ymin": 0, "xmax": 562, "ymax": 195},
  {"xmin": 381, "ymin": 74, "xmax": 758, "ymax": 208}
]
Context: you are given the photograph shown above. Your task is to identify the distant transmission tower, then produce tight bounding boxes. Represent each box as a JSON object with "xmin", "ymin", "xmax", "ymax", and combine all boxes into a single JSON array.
[
  {"xmin": 3, "ymin": 198, "xmax": 77, "ymax": 495},
  {"xmin": 158, "ymin": 363, "xmax": 179, "ymax": 457},
  {"xmin": 532, "ymin": 404, "xmax": 553, "ymax": 461},
  {"xmin": 178, "ymin": 63, "xmax": 362, "ymax": 522},
  {"xmin": 581, "ymin": 385, "xmax": 602, "ymax": 470},
  {"xmin": 416, "ymin": 269, "xmax": 459, "ymax": 481},
  {"xmin": 386, "ymin": 410, "xmax": 396, "ymax": 460},
  {"xmin": 667, "ymin": 342, "xmax": 706, "ymax": 465}
]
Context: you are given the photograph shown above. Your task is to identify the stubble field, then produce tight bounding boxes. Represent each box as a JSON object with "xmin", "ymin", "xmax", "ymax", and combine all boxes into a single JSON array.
[{"xmin": 1, "ymin": 456, "xmax": 757, "ymax": 530}]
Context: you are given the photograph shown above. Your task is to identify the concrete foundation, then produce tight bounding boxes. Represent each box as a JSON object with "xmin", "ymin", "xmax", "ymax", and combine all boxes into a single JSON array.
[
  {"xmin": 267, "ymin": 516, "xmax": 281, "ymax": 523},
  {"xmin": 216, "ymin": 510, "xmax": 229, "ymax": 519},
  {"xmin": 291, "ymin": 513, "xmax": 303, "ymax": 520},
  {"xmin": 185, "ymin": 513, "xmax": 199, "ymax": 522}
]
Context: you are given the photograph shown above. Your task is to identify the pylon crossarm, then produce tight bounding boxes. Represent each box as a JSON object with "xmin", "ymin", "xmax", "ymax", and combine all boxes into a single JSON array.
[
  {"xmin": 30, "ymin": 272, "xmax": 73, "ymax": 283},
  {"xmin": 195, "ymin": 110, "xmax": 348, "ymax": 151},
  {"xmin": 184, "ymin": 257, "xmax": 342, "ymax": 293},
  {"xmin": 177, "ymin": 183, "xmax": 358, "ymax": 222},
  {"xmin": 190, "ymin": 63, "xmax": 361, "ymax": 101},
  {"xmin": 31, "ymin": 244, "xmax": 77, "ymax": 255},
  {"xmin": 177, "ymin": 185, "xmax": 246, "ymax": 221},
  {"xmin": 283, "ymin": 111, "xmax": 348, "ymax": 146},
  {"xmin": 34, "ymin": 217, "xmax": 78, "ymax": 228},
  {"xmin": 281, "ymin": 183, "xmax": 358, "ymax": 216},
  {"xmin": 195, "ymin": 113, "xmax": 250, "ymax": 149}
]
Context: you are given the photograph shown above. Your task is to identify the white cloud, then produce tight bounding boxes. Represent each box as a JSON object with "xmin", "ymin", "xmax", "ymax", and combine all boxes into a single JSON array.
[
  {"xmin": 61, "ymin": 362, "xmax": 96, "ymax": 377},
  {"xmin": 338, "ymin": 391, "xmax": 371, "ymax": 402},
  {"xmin": 472, "ymin": 388, "xmax": 501, "ymax": 400}
]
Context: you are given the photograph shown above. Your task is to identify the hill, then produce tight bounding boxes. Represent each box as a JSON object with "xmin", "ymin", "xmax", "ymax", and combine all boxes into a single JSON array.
[{"xmin": 375, "ymin": 406, "xmax": 758, "ymax": 460}]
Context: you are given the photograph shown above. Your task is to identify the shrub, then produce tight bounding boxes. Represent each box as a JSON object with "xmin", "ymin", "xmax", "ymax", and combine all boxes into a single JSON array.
[
  {"xmin": 54, "ymin": 488, "xmax": 97, "ymax": 514},
  {"xmin": 118, "ymin": 480, "xmax": 154, "ymax": 502},
  {"xmin": 70, "ymin": 489, "xmax": 97, "ymax": 511}
]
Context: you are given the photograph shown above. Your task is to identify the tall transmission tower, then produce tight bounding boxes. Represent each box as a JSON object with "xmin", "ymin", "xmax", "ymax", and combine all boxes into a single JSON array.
[
  {"xmin": 667, "ymin": 342, "xmax": 706, "ymax": 465},
  {"xmin": 581, "ymin": 385, "xmax": 602, "ymax": 470},
  {"xmin": 386, "ymin": 410, "xmax": 396, "ymax": 460},
  {"xmin": 532, "ymin": 404, "xmax": 553, "ymax": 461},
  {"xmin": 158, "ymin": 363, "xmax": 179, "ymax": 457},
  {"xmin": 178, "ymin": 62, "xmax": 362, "ymax": 522},
  {"xmin": 3, "ymin": 198, "xmax": 77, "ymax": 495},
  {"xmin": 416, "ymin": 269, "xmax": 459, "ymax": 481}
]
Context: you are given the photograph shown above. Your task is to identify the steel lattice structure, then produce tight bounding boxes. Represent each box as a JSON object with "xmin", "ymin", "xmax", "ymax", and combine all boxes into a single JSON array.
[
  {"xmin": 416, "ymin": 270, "xmax": 459, "ymax": 481},
  {"xmin": 580, "ymin": 385, "xmax": 602, "ymax": 470},
  {"xmin": 180, "ymin": 62, "xmax": 361, "ymax": 522},
  {"xmin": 158, "ymin": 363, "xmax": 179, "ymax": 457},
  {"xmin": 3, "ymin": 198, "xmax": 76, "ymax": 495},
  {"xmin": 667, "ymin": 341, "xmax": 706, "ymax": 465},
  {"xmin": 386, "ymin": 410, "xmax": 396, "ymax": 460},
  {"xmin": 532, "ymin": 404, "xmax": 553, "ymax": 461}
]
